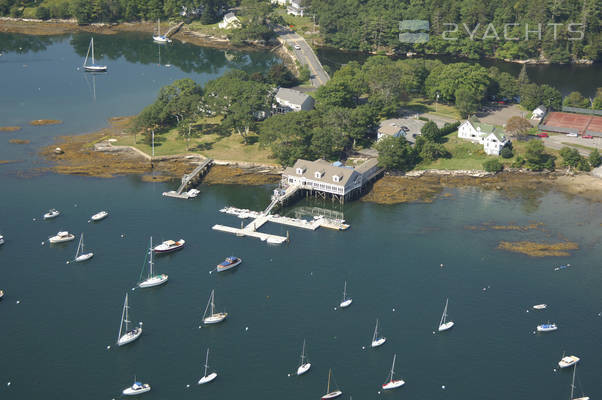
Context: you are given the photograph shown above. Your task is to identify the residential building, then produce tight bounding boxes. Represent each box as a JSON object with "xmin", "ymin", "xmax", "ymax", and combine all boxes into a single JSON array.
[
  {"xmin": 271, "ymin": 0, "xmax": 288, "ymax": 5},
  {"xmin": 287, "ymin": 0, "xmax": 305, "ymax": 16},
  {"xmin": 458, "ymin": 118, "xmax": 509, "ymax": 155},
  {"xmin": 273, "ymin": 87, "xmax": 314, "ymax": 113},
  {"xmin": 218, "ymin": 12, "xmax": 241, "ymax": 29},
  {"xmin": 377, "ymin": 121, "xmax": 404, "ymax": 141},
  {"xmin": 531, "ymin": 105, "xmax": 547, "ymax": 120}
]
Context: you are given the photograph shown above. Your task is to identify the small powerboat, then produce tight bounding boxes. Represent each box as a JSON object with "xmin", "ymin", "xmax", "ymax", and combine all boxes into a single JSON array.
[
  {"xmin": 0, "ymin": 235, "xmax": 4, "ymax": 245},
  {"xmin": 217, "ymin": 256, "xmax": 242, "ymax": 272},
  {"xmin": 0, "ymin": 289, "xmax": 4, "ymax": 301},
  {"xmin": 537, "ymin": 323, "xmax": 558, "ymax": 332},
  {"xmin": 48, "ymin": 231, "xmax": 75, "ymax": 243},
  {"xmin": 43, "ymin": 209, "xmax": 60, "ymax": 219},
  {"xmin": 558, "ymin": 355, "xmax": 580, "ymax": 368},
  {"xmin": 532, "ymin": 304, "xmax": 547, "ymax": 310},
  {"xmin": 122, "ymin": 381, "xmax": 150, "ymax": 396},
  {"xmin": 91, "ymin": 211, "xmax": 108, "ymax": 221},
  {"xmin": 153, "ymin": 239, "xmax": 185, "ymax": 253}
]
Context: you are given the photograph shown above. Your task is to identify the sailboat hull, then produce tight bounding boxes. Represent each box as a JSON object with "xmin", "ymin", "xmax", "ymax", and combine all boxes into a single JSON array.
[
  {"xmin": 438, "ymin": 321, "xmax": 454, "ymax": 332},
  {"xmin": 321, "ymin": 390, "xmax": 342, "ymax": 399},
  {"xmin": 138, "ymin": 274, "xmax": 168, "ymax": 288},
  {"xmin": 339, "ymin": 299, "xmax": 352, "ymax": 308},
  {"xmin": 198, "ymin": 372, "xmax": 217, "ymax": 384},
  {"xmin": 371, "ymin": 337, "xmax": 386, "ymax": 348},
  {"xmin": 117, "ymin": 327, "xmax": 142, "ymax": 346},
  {"xmin": 297, "ymin": 363, "xmax": 311, "ymax": 375},
  {"xmin": 75, "ymin": 252, "xmax": 94, "ymax": 262},
  {"xmin": 203, "ymin": 313, "xmax": 228, "ymax": 324},
  {"xmin": 382, "ymin": 379, "xmax": 405, "ymax": 390},
  {"xmin": 84, "ymin": 65, "xmax": 107, "ymax": 72}
]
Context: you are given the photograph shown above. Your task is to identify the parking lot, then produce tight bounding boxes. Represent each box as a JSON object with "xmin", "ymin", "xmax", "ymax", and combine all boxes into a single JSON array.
[{"xmin": 542, "ymin": 134, "xmax": 602, "ymax": 156}]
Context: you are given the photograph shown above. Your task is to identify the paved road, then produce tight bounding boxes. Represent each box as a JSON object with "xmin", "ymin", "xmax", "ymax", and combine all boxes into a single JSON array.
[
  {"xmin": 542, "ymin": 134, "xmax": 601, "ymax": 156},
  {"xmin": 274, "ymin": 25, "xmax": 329, "ymax": 88}
]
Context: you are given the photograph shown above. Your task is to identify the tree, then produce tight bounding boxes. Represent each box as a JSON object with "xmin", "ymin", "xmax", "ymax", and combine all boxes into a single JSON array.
[
  {"xmin": 577, "ymin": 158, "xmax": 591, "ymax": 172},
  {"xmin": 375, "ymin": 136, "xmax": 418, "ymax": 171},
  {"xmin": 35, "ymin": 6, "xmax": 50, "ymax": 20},
  {"xmin": 593, "ymin": 88, "xmax": 602, "ymax": 110},
  {"xmin": 500, "ymin": 146, "xmax": 513, "ymax": 159},
  {"xmin": 420, "ymin": 120, "xmax": 441, "ymax": 142},
  {"xmin": 267, "ymin": 64, "xmax": 297, "ymax": 88},
  {"xmin": 563, "ymin": 91, "xmax": 590, "ymax": 108},
  {"xmin": 524, "ymin": 139, "xmax": 555, "ymax": 171},
  {"xmin": 589, "ymin": 148, "xmax": 601, "ymax": 167},
  {"xmin": 455, "ymin": 87, "xmax": 481, "ymax": 118},
  {"xmin": 315, "ymin": 80, "xmax": 355, "ymax": 109},
  {"xmin": 259, "ymin": 111, "xmax": 317, "ymax": 166},
  {"xmin": 505, "ymin": 116, "xmax": 532, "ymax": 139},
  {"xmin": 483, "ymin": 158, "xmax": 503, "ymax": 172},
  {"xmin": 520, "ymin": 83, "xmax": 561, "ymax": 111},
  {"xmin": 424, "ymin": 63, "xmax": 490, "ymax": 103},
  {"xmin": 559, "ymin": 147, "xmax": 582, "ymax": 168},
  {"xmin": 517, "ymin": 64, "xmax": 530, "ymax": 87},
  {"xmin": 420, "ymin": 142, "xmax": 450, "ymax": 162}
]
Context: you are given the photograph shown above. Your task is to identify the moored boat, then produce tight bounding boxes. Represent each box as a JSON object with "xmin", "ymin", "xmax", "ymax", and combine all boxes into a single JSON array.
[
  {"xmin": 91, "ymin": 210, "xmax": 108, "ymax": 221},
  {"xmin": 533, "ymin": 304, "xmax": 547, "ymax": 310},
  {"xmin": 153, "ymin": 239, "xmax": 185, "ymax": 253},
  {"xmin": 117, "ymin": 293, "xmax": 142, "ymax": 346},
  {"xmin": 371, "ymin": 318, "xmax": 386, "ymax": 348},
  {"xmin": 139, "ymin": 237, "xmax": 168, "ymax": 288},
  {"xmin": 558, "ymin": 355, "xmax": 580, "ymax": 368},
  {"xmin": 43, "ymin": 209, "xmax": 60, "ymax": 219},
  {"xmin": 74, "ymin": 233, "xmax": 94, "ymax": 262},
  {"xmin": 321, "ymin": 369, "xmax": 342, "ymax": 400},
  {"xmin": 381, "ymin": 354, "xmax": 405, "ymax": 390},
  {"xmin": 198, "ymin": 348, "xmax": 217, "ymax": 384},
  {"xmin": 152, "ymin": 19, "xmax": 171, "ymax": 43},
  {"xmin": 202, "ymin": 289, "xmax": 227, "ymax": 324},
  {"xmin": 339, "ymin": 281, "xmax": 352, "ymax": 308},
  {"xmin": 217, "ymin": 256, "xmax": 242, "ymax": 272},
  {"xmin": 296, "ymin": 339, "xmax": 311, "ymax": 376},
  {"xmin": 0, "ymin": 289, "xmax": 4, "ymax": 300},
  {"xmin": 48, "ymin": 231, "xmax": 75, "ymax": 243},
  {"xmin": 0, "ymin": 234, "xmax": 4, "ymax": 245},
  {"xmin": 537, "ymin": 322, "xmax": 557, "ymax": 332},
  {"xmin": 438, "ymin": 298, "xmax": 454, "ymax": 332},
  {"xmin": 83, "ymin": 37, "xmax": 107, "ymax": 72},
  {"xmin": 122, "ymin": 381, "xmax": 150, "ymax": 396}
]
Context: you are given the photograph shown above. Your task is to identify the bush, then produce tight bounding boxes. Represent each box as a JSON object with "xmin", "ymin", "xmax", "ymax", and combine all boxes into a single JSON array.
[
  {"xmin": 559, "ymin": 146, "xmax": 582, "ymax": 168},
  {"xmin": 298, "ymin": 65, "xmax": 310, "ymax": 83},
  {"xmin": 577, "ymin": 158, "xmax": 591, "ymax": 172},
  {"xmin": 421, "ymin": 120, "xmax": 441, "ymax": 142},
  {"xmin": 511, "ymin": 156, "xmax": 525, "ymax": 168},
  {"xmin": 483, "ymin": 158, "xmax": 503, "ymax": 172},
  {"xmin": 420, "ymin": 142, "xmax": 450, "ymax": 161},
  {"xmin": 589, "ymin": 149, "xmax": 601, "ymax": 167},
  {"xmin": 440, "ymin": 121, "xmax": 461, "ymax": 136},
  {"xmin": 500, "ymin": 146, "xmax": 513, "ymax": 159},
  {"xmin": 35, "ymin": 6, "xmax": 50, "ymax": 20}
]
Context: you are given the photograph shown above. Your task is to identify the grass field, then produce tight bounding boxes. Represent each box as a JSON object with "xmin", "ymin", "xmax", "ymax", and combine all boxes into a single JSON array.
[
  {"xmin": 404, "ymin": 98, "xmax": 461, "ymax": 120},
  {"xmin": 416, "ymin": 133, "xmax": 496, "ymax": 170}
]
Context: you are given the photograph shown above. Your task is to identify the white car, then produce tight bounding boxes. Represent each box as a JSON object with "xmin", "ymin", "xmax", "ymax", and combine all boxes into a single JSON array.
[
  {"xmin": 567, "ymin": 133, "xmax": 578, "ymax": 137},
  {"xmin": 294, "ymin": 44, "xmax": 301, "ymax": 50}
]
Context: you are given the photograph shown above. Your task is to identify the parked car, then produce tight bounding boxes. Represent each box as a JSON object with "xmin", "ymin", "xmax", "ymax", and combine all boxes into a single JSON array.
[
  {"xmin": 294, "ymin": 44, "xmax": 301, "ymax": 50},
  {"xmin": 537, "ymin": 132, "xmax": 549, "ymax": 138},
  {"xmin": 401, "ymin": 126, "xmax": 410, "ymax": 132},
  {"xmin": 582, "ymin": 134, "xmax": 594, "ymax": 139},
  {"xmin": 567, "ymin": 133, "xmax": 578, "ymax": 137}
]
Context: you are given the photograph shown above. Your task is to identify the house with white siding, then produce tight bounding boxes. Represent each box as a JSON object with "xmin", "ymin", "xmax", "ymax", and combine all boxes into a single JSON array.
[
  {"xmin": 218, "ymin": 12, "xmax": 241, "ymax": 29},
  {"xmin": 273, "ymin": 88, "xmax": 314, "ymax": 113},
  {"xmin": 458, "ymin": 118, "xmax": 509, "ymax": 155}
]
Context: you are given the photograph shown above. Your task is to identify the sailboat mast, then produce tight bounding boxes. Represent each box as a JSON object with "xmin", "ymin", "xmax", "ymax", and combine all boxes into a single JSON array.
[
  {"xmin": 342, "ymin": 281, "xmax": 347, "ymax": 302},
  {"xmin": 124, "ymin": 293, "xmax": 131, "ymax": 332},
  {"xmin": 326, "ymin": 369, "xmax": 331, "ymax": 393},
  {"xmin": 570, "ymin": 364, "xmax": 576, "ymax": 400},
  {"xmin": 118, "ymin": 294, "xmax": 127, "ymax": 341},
  {"xmin": 390, "ymin": 354, "xmax": 396, "ymax": 381},
  {"xmin": 440, "ymin": 298, "xmax": 448, "ymax": 325},
  {"xmin": 80, "ymin": 233, "xmax": 85, "ymax": 253},
  {"xmin": 300, "ymin": 340, "xmax": 306, "ymax": 364},
  {"xmin": 204, "ymin": 348, "xmax": 210, "ymax": 377},
  {"xmin": 91, "ymin": 37, "xmax": 95, "ymax": 65},
  {"xmin": 83, "ymin": 39, "xmax": 91, "ymax": 67},
  {"xmin": 210, "ymin": 290, "xmax": 215, "ymax": 315},
  {"xmin": 148, "ymin": 237, "xmax": 154, "ymax": 277},
  {"xmin": 373, "ymin": 319, "xmax": 379, "ymax": 341}
]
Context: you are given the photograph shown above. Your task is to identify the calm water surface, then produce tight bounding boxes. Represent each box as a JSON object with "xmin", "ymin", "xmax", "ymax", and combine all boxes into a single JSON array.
[{"xmin": 0, "ymin": 33, "xmax": 601, "ymax": 400}]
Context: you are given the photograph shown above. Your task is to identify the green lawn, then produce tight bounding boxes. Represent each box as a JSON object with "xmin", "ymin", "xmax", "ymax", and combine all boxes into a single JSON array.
[
  {"xmin": 416, "ymin": 133, "xmax": 497, "ymax": 170},
  {"xmin": 273, "ymin": 9, "xmax": 320, "ymax": 44},
  {"xmin": 404, "ymin": 98, "xmax": 461, "ymax": 120}
]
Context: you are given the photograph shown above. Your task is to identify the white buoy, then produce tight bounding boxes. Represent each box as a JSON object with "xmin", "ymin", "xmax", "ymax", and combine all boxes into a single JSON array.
[
  {"xmin": 88, "ymin": 220, "xmax": 91, "ymax": 223},
  {"xmin": 245, "ymin": 326, "xmax": 249, "ymax": 331},
  {"xmin": 533, "ymin": 331, "xmax": 536, "ymax": 334},
  {"xmin": 553, "ymin": 368, "xmax": 557, "ymax": 372},
  {"xmin": 392, "ymin": 308, "xmax": 396, "ymax": 312},
  {"xmin": 106, "ymin": 345, "xmax": 111, "ymax": 349},
  {"xmin": 66, "ymin": 261, "xmax": 70, "ymax": 264},
  {"xmin": 74, "ymin": 204, "xmax": 77, "ymax": 207},
  {"xmin": 440, "ymin": 263, "xmax": 444, "ymax": 267},
  {"xmin": 482, "ymin": 287, "xmax": 486, "ymax": 291},
  {"xmin": 120, "ymin": 234, "xmax": 125, "ymax": 238},
  {"xmin": 287, "ymin": 373, "xmax": 291, "ymax": 377},
  {"xmin": 199, "ymin": 325, "xmax": 202, "ymax": 329},
  {"xmin": 33, "ymin": 218, "xmax": 36, "ymax": 221},
  {"xmin": 442, "ymin": 385, "xmax": 446, "ymax": 390},
  {"xmin": 186, "ymin": 384, "xmax": 190, "ymax": 388},
  {"xmin": 526, "ymin": 310, "xmax": 529, "ymax": 313},
  {"xmin": 41, "ymin": 242, "xmax": 45, "ymax": 245},
  {"xmin": 16, "ymin": 300, "xmax": 20, "ymax": 304},
  {"xmin": 432, "ymin": 331, "xmax": 436, "ymax": 334},
  {"xmin": 362, "ymin": 346, "xmax": 365, "ymax": 350},
  {"xmin": 7, "ymin": 382, "xmax": 11, "ymax": 386},
  {"xmin": 377, "ymin": 391, "xmax": 381, "ymax": 394}
]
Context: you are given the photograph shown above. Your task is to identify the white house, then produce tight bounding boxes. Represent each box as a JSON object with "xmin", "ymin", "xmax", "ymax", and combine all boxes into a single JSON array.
[
  {"xmin": 273, "ymin": 87, "xmax": 314, "ymax": 113},
  {"xmin": 218, "ymin": 12, "xmax": 241, "ymax": 29},
  {"xmin": 271, "ymin": 0, "xmax": 288, "ymax": 5},
  {"xmin": 531, "ymin": 105, "xmax": 547, "ymax": 120},
  {"xmin": 287, "ymin": 0, "xmax": 305, "ymax": 16},
  {"xmin": 458, "ymin": 118, "xmax": 509, "ymax": 155},
  {"xmin": 377, "ymin": 121, "xmax": 404, "ymax": 141}
]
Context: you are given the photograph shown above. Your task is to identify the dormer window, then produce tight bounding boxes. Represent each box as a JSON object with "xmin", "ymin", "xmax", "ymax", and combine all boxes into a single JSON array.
[
  {"xmin": 296, "ymin": 167, "xmax": 306, "ymax": 175},
  {"xmin": 332, "ymin": 175, "xmax": 341, "ymax": 183},
  {"xmin": 315, "ymin": 170, "xmax": 324, "ymax": 179}
]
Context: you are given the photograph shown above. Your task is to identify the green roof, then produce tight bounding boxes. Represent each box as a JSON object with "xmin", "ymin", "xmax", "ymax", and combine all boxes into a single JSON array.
[{"xmin": 467, "ymin": 118, "xmax": 506, "ymax": 141}]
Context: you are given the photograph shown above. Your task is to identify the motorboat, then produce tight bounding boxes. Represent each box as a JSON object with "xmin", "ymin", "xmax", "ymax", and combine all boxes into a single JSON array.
[
  {"xmin": 153, "ymin": 239, "xmax": 185, "ymax": 253},
  {"xmin": 202, "ymin": 289, "xmax": 228, "ymax": 324},
  {"xmin": 537, "ymin": 323, "xmax": 558, "ymax": 332},
  {"xmin": 217, "ymin": 256, "xmax": 242, "ymax": 272},
  {"xmin": 438, "ymin": 298, "xmax": 454, "ymax": 332},
  {"xmin": 139, "ymin": 237, "xmax": 168, "ymax": 288},
  {"xmin": 74, "ymin": 233, "xmax": 93, "ymax": 262},
  {"xmin": 186, "ymin": 189, "xmax": 200, "ymax": 198},
  {"xmin": 296, "ymin": 339, "xmax": 311, "ymax": 376},
  {"xmin": 321, "ymin": 369, "xmax": 342, "ymax": 400},
  {"xmin": 43, "ymin": 209, "xmax": 60, "ymax": 219},
  {"xmin": 533, "ymin": 304, "xmax": 547, "ymax": 310},
  {"xmin": 0, "ymin": 235, "xmax": 4, "ymax": 245},
  {"xmin": 339, "ymin": 281, "xmax": 352, "ymax": 308},
  {"xmin": 122, "ymin": 381, "xmax": 150, "ymax": 396},
  {"xmin": 382, "ymin": 354, "xmax": 405, "ymax": 390},
  {"xmin": 0, "ymin": 289, "xmax": 4, "ymax": 300},
  {"xmin": 371, "ymin": 319, "xmax": 386, "ymax": 348},
  {"xmin": 48, "ymin": 231, "xmax": 75, "ymax": 243},
  {"xmin": 91, "ymin": 211, "xmax": 108, "ymax": 221},
  {"xmin": 198, "ymin": 348, "xmax": 218, "ymax": 384},
  {"xmin": 558, "ymin": 355, "xmax": 580, "ymax": 368},
  {"xmin": 117, "ymin": 293, "xmax": 142, "ymax": 346}
]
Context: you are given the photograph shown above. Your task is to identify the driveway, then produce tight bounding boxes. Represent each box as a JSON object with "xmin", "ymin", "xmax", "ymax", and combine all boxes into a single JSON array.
[
  {"xmin": 475, "ymin": 104, "xmax": 528, "ymax": 127},
  {"xmin": 274, "ymin": 25, "xmax": 329, "ymax": 88}
]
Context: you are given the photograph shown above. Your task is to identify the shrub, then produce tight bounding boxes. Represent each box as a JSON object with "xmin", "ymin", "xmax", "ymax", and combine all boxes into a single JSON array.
[
  {"xmin": 500, "ymin": 146, "xmax": 513, "ymax": 159},
  {"xmin": 35, "ymin": 6, "xmax": 50, "ymax": 20},
  {"xmin": 589, "ymin": 149, "xmax": 601, "ymax": 167},
  {"xmin": 440, "ymin": 121, "xmax": 461, "ymax": 136},
  {"xmin": 577, "ymin": 158, "xmax": 591, "ymax": 172},
  {"xmin": 483, "ymin": 158, "xmax": 503, "ymax": 172}
]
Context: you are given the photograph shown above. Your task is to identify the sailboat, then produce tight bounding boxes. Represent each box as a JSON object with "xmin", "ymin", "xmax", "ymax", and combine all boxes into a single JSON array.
[
  {"xmin": 152, "ymin": 19, "xmax": 171, "ymax": 43},
  {"xmin": 202, "ymin": 289, "xmax": 228, "ymax": 324},
  {"xmin": 569, "ymin": 364, "xmax": 589, "ymax": 400},
  {"xmin": 138, "ymin": 237, "xmax": 168, "ymax": 288},
  {"xmin": 371, "ymin": 319, "xmax": 386, "ymax": 348},
  {"xmin": 438, "ymin": 298, "xmax": 454, "ymax": 332},
  {"xmin": 74, "ymin": 232, "xmax": 94, "ymax": 262},
  {"xmin": 381, "ymin": 354, "xmax": 405, "ymax": 390},
  {"xmin": 83, "ymin": 37, "xmax": 107, "ymax": 72},
  {"xmin": 339, "ymin": 281, "xmax": 352, "ymax": 308},
  {"xmin": 117, "ymin": 293, "xmax": 142, "ymax": 346},
  {"xmin": 198, "ymin": 348, "xmax": 218, "ymax": 384},
  {"xmin": 321, "ymin": 369, "xmax": 342, "ymax": 399},
  {"xmin": 296, "ymin": 339, "xmax": 311, "ymax": 375}
]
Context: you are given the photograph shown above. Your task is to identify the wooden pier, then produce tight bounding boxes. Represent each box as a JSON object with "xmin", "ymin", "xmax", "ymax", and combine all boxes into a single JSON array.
[{"xmin": 162, "ymin": 158, "xmax": 213, "ymax": 199}]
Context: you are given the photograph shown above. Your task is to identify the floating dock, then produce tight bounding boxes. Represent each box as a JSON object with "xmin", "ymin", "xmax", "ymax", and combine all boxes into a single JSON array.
[{"xmin": 162, "ymin": 159, "xmax": 213, "ymax": 199}]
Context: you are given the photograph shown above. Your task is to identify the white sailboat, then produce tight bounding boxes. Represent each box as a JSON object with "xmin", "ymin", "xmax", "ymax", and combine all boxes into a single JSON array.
[
  {"xmin": 74, "ymin": 232, "xmax": 94, "ymax": 262},
  {"xmin": 381, "ymin": 354, "xmax": 405, "ymax": 390},
  {"xmin": 438, "ymin": 298, "xmax": 454, "ymax": 332},
  {"xmin": 296, "ymin": 339, "xmax": 311, "ymax": 375},
  {"xmin": 321, "ymin": 369, "xmax": 342, "ymax": 400},
  {"xmin": 83, "ymin": 37, "xmax": 107, "ymax": 72},
  {"xmin": 138, "ymin": 237, "xmax": 168, "ymax": 288},
  {"xmin": 339, "ymin": 281, "xmax": 352, "ymax": 308},
  {"xmin": 152, "ymin": 19, "xmax": 171, "ymax": 43},
  {"xmin": 198, "ymin": 348, "xmax": 218, "ymax": 384},
  {"xmin": 202, "ymin": 289, "xmax": 228, "ymax": 324},
  {"xmin": 569, "ymin": 364, "xmax": 589, "ymax": 400},
  {"xmin": 371, "ymin": 319, "xmax": 386, "ymax": 348},
  {"xmin": 117, "ymin": 293, "xmax": 142, "ymax": 346}
]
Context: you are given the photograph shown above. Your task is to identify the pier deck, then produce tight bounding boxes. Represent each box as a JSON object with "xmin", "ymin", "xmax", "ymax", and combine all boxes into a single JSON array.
[{"xmin": 163, "ymin": 158, "xmax": 212, "ymax": 199}]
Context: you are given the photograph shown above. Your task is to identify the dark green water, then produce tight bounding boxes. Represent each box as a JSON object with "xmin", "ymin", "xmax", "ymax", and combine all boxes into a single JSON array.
[{"xmin": 1, "ymin": 33, "xmax": 601, "ymax": 400}]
